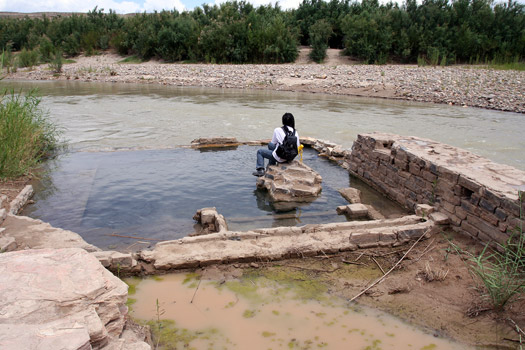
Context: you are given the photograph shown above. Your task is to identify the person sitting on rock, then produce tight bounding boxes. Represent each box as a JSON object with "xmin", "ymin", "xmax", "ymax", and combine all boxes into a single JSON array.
[{"xmin": 253, "ymin": 112, "xmax": 300, "ymax": 177}]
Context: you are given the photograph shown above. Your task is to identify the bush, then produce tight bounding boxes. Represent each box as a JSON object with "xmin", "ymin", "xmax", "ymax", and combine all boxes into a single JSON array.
[
  {"xmin": 48, "ymin": 50, "xmax": 63, "ymax": 73},
  {"xmin": 309, "ymin": 19, "xmax": 332, "ymax": 63},
  {"xmin": 17, "ymin": 48, "xmax": 39, "ymax": 68},
  {"xmin": 0, "ymin": 90, "xmax": 61, "ymax": 179}
]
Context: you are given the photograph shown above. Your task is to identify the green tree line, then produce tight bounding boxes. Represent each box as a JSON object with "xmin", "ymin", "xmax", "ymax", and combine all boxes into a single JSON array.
[{"xmin": 0, "ymin": 0, "xmax": 523, "ymax": 65}]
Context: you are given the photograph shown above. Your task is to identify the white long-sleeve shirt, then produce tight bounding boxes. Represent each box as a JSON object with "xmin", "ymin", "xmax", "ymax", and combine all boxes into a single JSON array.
[{"xmin": 271, "ymin": 126, "xmax": 300, "ymax": 163}]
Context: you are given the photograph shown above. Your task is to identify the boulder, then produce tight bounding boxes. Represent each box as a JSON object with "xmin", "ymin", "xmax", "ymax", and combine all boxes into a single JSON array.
[
  {"xmin": 338, "ymin": 188, "xmax": 362, "ymax": 204},
  {"xmin": 191, "ymin": 207, "xmax": 228, "ymax": 236},
  {"xmin": 0, "ymin": 248, "xmax": 150, "ymax": 350},
  {"xmin": 256, "ymin": 161, "xmax": 322, "ymax": 204}
]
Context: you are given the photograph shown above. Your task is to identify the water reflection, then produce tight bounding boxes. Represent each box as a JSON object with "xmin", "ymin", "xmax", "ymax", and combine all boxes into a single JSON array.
[{"xmin": 22, "ymin": 147, "xmax": 406, "ymax": 249}]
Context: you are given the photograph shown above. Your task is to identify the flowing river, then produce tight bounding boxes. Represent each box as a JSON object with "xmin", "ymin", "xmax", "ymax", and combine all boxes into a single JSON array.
[{"xmin": 2, "ymin": 80, "xmax": 524, "ymax": 170}]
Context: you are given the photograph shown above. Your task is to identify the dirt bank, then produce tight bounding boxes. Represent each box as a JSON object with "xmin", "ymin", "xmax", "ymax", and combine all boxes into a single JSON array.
[
  {"xmin": 5, "ymin": 48, "xmax": 525, "ymax": 113},
  {"xmin": 193, "ymin": 229, "xmax": 524, "ymax": 349}
]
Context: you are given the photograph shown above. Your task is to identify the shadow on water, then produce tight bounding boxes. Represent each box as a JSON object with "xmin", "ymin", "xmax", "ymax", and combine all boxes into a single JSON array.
[{"xmin": 23, "ymin": 146, "xmax": 406, "ymax": 250}]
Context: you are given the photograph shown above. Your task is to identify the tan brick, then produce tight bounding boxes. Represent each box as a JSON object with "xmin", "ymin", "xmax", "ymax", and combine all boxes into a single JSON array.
[
  {"xmin": 480, "ymin": 211, "xmax": 499, "ymax": 226},
  {"xmin": 458, "ymin": 176, "xmax": 482, "ymax": 193},
  {"xmin": 461, "ymin": 221, "xmax": 479, "ymax": 237},
  {"xmin": 408, "ymin": 162, "xmax": 421, "ymax": 175},
  {"xmin": 436, "ymin": 165, "xmax": 459, "ymax": 183},
  {"xmin": 455, "ymin": 206, "xmax": 468, "ymax": 220},
  {"xmin": 421, "ymin": 170, "xmax": 438, "ymax": 183},
  {"xmin": 441, "ymin": 191, "xmax": 461, "ymax": 206}
]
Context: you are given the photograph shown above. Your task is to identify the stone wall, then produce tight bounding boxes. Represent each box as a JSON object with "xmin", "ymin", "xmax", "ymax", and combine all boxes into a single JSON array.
[{"xmin": 344, "ymin": 133, "xmax": 525, "ymax": 244}]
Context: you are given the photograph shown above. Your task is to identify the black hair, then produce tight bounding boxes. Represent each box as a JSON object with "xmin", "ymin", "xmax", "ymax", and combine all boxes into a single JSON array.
[{"xmin": 282, "ymin": 112, "xmax": 295, "ymax": 129}]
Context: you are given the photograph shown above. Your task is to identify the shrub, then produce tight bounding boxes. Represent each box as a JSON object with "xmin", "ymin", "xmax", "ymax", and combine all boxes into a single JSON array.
[
  {"xmin": 0, "ymin": 90, "xmax": 61, "ymax": 179},
  {"xmin": 309, "ymin": 19, "xmax": 332, "ymax": 63},
  {"xmin": 48, "ymin": 50, "xmax": 63, "ymax": 73},
  {"xmin": 17, "ymin": 48, "xmax": 39, "ymax": 68}
]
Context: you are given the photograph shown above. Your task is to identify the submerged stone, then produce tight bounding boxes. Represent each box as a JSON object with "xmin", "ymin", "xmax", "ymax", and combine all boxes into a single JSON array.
[{"xmin": 256, "ymin": 161, "xmax": 322, "ymax": 204}]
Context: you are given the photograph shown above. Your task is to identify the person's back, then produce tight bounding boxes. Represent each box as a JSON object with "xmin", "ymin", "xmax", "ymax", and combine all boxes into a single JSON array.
[{"xmin": 253, "ymin": 112, "xmax": 300, "ymax": 177}]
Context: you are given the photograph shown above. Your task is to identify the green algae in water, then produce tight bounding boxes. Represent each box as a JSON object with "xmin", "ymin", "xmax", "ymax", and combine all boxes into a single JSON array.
[
  {"xmin": 420, "ymin": 345, "xmax": 437, "ymax": 350},
  {"xmin": 243, "ymin": 309, "xmax": 258, "ymax": 318},
  {"xmin": 182, "ymin": 272, "xmax": 200, "ymax": 287},
  {"xmin": 146, "ymin": 319, "xmax": 230, "ymax": 350}
]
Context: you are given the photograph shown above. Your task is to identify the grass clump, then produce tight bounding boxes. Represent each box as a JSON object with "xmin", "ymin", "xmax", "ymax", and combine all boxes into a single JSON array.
[
  {"xmin": 118, "ymin": 55, "xmax": 144, "ymax": 64},
  {"xmin": 464, "ymin": 191, "xmax": 524, "ymax": 310},
  {"xmin": 0, "ymin": 90, "xmax": 62, "ymax": 179}
]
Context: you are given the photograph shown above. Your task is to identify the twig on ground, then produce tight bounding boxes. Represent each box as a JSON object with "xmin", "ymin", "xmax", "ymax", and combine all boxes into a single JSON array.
[
  {"xmin": 348, "ymin": 229, "xmax": 429, "ymax": 303},
  {"xmin": 190, "ymin": 278, "xmax": 202, "ymax": 304},
  {"xmin": 286, "ymin": 265, "xmax": 341, "ymax": 273},
  {"xmin": 341, "ymin": 259, "xmax": 366, "ymax": 266},
  {"xmin": 508, "ymin": 318, "xmax": 525, "ymax": 337},
  {"xmin": 415, "ymin": 238, "xmax": 436, "ymax": 262},
  {"xmin": 372, "ymin": 257, "xmax": 386, "ymax": 275}
]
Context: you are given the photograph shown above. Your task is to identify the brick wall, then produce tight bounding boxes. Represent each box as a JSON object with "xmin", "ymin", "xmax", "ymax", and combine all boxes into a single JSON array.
[{"xmin": 343, "ymin": 133, "xmax": 524, "ymax": 244}]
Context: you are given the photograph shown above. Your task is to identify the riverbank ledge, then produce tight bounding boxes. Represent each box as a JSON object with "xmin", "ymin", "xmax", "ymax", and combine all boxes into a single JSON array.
[{"xmin": 5, "ymin": 53, "xmax": 525, "ymax": 113}]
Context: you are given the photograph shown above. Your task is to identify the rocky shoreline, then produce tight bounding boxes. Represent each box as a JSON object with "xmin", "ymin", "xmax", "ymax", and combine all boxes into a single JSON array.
[{"xmin": 5, "ymin": 52, "xmax": 525, "ymax": 113}]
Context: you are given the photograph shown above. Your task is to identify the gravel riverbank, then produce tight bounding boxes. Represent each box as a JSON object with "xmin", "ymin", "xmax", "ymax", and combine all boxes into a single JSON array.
[{"xmin": 6, "ymin": 52, "xmax": 525, "ymax": 113}]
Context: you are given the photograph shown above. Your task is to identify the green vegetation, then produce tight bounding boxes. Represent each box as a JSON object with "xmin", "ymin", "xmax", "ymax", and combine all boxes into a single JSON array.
[
  {"xmin": 452, "ymin": 192, "xmax": 524, "ymax": 311},
  {"xmin": 0, "ymin": 0, "xmax": 523, "ymax": 65},
  {"xmin": 0, "ymin": 90, "xmax": 61, "ymax": 179}
]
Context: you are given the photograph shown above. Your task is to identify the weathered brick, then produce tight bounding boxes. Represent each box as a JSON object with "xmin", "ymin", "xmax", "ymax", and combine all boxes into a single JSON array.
[
  {"xmin": 500, "ymin": 198, "xmax": 520, "ymax": 217},
  {"xmin": 436, "ymin": 178, "xmax": 455, "ymax": 194},
  {"xmin": 436, "ymin": 165, "xmax": 459, "ymax": 184},
  {"xmin": 458, "ymin": 176, "xmax": 482, "ymax": 193},
  {"xmin": 429, "ymin": 163, "xmax": 439, "ymax": 175},
  {"xmin": 448, "ymin": 213, "xmax": 462, "ymax": 226},
  {"xmin": 379, "ymin": 164, "xmax": 388, "ymax": 176},
  {"xmin": 441, "ymin": 191, "xmax": 461, "ymax": 206},
  {"xmin": 469, "ymin": 193, "xmax": 481, "ymax": 206},
  {"xmin": 498, "ymin": 222, "xmax": 508, "ymax": 233},
  {"xmin": 404, "ymin": 177, "xmax": 419, "ymax": 193},
  {"xmin": 479, "ymin": 198, "xmax": 497, "ymax": 214},
  {"xmin": 455, "ymin": 206, "xmax": 468, "ymax": 220},
  {"xmin": 479, "ymin": 187, "xmax": 502, "ymax": 207},
  {"xmin": 480, "ymin": 210, "xmax": 499, "ymax": 226},
  {"xmin": 399, "ymin": 170, "xmax": 411, "ymax": 179},
  {"xmin": 478, "ymin": 229, "xmax": 509, "ymax": 244},
  {"xmin": 461, "ymin": 199, "xmax": 480, "ymax": 216},
  {"xmin": 467, "ymin": 214, "xmax": 503, "ymax": 243},
  {"xmin": 394, "ymin": 158, "xmax": 408, "ymax": 171},
  {"xmin": 420, "ymin": 170, "xmax": 438, "ymax": 183},
  {"xmin": 441, "ymin": 201, "xmax": 456, "ymax": 214},
  {"xmin": 461, "ymin": 221, "xmax": 478, "ymax": 237},
  {"xmin": 408, "ymin": 162, "xmax": 421, "ymax": 175}
]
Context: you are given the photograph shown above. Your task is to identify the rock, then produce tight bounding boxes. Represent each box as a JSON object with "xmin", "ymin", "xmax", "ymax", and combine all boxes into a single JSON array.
[
  {"xmin": 415, "ymin": 204, "xmax": 435, "ymax": 217},
  {"xmin": 429, "ymin": 212, "xmax": 450, "ymax": 225},
  {"xmin": 191, "ymin": 207, "xmax": 228, "ymax": 236},
  {"xmin": 8, "ymin": 185, "xmax": 34, "ymax": 215},
  {"xmin": 0, "ymin": 209, "xmax": 6, "ymax": 224},
  {"xmin": 1, "ymin": 214, "xmax": 99, "ymax": 252},
  {"xmin": 338, "ymin": 188, "xmax": 362, "ymax": 204},
  {"xmin": 346, "ymin": 203, "xmax": 369, "ymax": 217},
  {"xmin": 0, "ymin": 236, "xmax": 16, "ymax": 252},
  {"xmin": 256, "ymin": 161, "xmax": 322, "ymax": 204},
  {"xmin": 0, "ymin": 248, "xmax": 150, "ymax": 350},
  {"xmin": 190, "ymin": 137, "xmax": 238, "ymax": 147}
]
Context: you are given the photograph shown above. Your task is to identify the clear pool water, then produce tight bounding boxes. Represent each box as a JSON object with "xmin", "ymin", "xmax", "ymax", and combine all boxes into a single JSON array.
[{"xmin": 23, "ymin": 146, "xmax": 406, "ymax": 250}]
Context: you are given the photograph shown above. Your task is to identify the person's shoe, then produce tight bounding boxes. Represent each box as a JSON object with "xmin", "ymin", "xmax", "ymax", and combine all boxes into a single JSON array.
[{"xmin": 252, "ymin": 168, "xmax": 265, "ymax": 177}]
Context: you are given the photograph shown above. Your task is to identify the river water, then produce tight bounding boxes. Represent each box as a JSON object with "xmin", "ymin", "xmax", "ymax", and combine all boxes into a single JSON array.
[{"xmin": 2, "ymin": 80, "xmax": 524, "ymax": 170}]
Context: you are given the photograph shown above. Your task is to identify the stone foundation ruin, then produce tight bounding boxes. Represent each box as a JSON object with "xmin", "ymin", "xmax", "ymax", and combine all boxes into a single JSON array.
[{"xmin": 1, "ymin": 133, "xmax": 524, "ymax": 350}]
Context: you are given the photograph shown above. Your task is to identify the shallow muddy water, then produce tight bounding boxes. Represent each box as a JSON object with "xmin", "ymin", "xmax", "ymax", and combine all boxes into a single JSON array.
[
  {"xmin": 22, "ymin": 147, "xmax": 406, "ymax": 249},
  {"xmin": 2, "ymin": 80, "xmax": 524, "ymax": 170},
  {"xmin": 126, "ymin": 272, "xmax": 472, "ymax": 350}
]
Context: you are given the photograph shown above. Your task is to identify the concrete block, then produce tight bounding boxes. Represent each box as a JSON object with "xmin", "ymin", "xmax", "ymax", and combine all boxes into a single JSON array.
[
  {"xmin": 349, "ymin": 231, "xmax": 379, "ymax": 246},
  {"xmin": 346, "ymin": 204, "xmax": 369, "ymax": 217},
  {"xmin": 416, "ymin": 204, "xmax": 435, "ymax": 217},
  {"xmin": 429, "ymin": 212, "xmax": 450, "ymax": 225}
]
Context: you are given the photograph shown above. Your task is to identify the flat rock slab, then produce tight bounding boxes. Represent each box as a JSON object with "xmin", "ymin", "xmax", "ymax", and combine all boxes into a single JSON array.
[
  {"xmin": 140, "ymin": 215, "xmax": 434, "ymax": 270},
  {"xmin": 256, "ymin": 161, "xmax": 322, "ymax": 203},
  {"xmin": 338, "ymin": 188, "xmax": 362, "ymax": 204},
  {"xmin": 0, "ymin": 214, "xmax": 99, "ymax": 252},
  {"xmin": 0, "ymin": 248, "xmax": 141, "ymax": 350}
]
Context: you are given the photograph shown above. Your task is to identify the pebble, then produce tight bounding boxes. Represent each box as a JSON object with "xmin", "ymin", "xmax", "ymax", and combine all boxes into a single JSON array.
[{"xmin": 7, "ymin": 53, "xmax": 524, "ymax": 114}]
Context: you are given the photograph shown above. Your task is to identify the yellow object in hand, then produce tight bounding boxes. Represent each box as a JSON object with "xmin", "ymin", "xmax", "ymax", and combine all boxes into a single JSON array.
[{"xmin": 298, "ymin": 144, "xmax": 304, "ymax": 162}]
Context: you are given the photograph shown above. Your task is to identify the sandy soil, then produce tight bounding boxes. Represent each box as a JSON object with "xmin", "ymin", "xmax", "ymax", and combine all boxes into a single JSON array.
[
  {"xmin": 198, "ymin": 229, "xmax": 525, "ymax": 349},
  {"xmin": 5, "ymin": 49, "xmax": 525, "ymax": 113}
]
